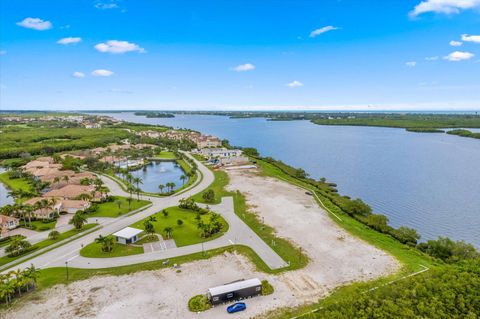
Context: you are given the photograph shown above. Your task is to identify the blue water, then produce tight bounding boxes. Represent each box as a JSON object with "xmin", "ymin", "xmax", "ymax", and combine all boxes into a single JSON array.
[
  {"xmin": 118, "ymin": 160, "xmax": 186, "ymax": 193},
  {"xmin": 0, "ymin": 168, "xmax": 14, "ymax": 207},
  {"xmin": 99, "ymin": 113, "xmax": 480, "ymax": 247}
]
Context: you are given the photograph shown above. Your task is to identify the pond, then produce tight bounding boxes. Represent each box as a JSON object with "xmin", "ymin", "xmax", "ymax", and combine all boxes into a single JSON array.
[
  {"xmin": 0, "ymin": 168, "xmax": 14, "ymax": 207},
  {"xmin": 118, "ymin": 160, "xmax": 186, "ymax": 193}
]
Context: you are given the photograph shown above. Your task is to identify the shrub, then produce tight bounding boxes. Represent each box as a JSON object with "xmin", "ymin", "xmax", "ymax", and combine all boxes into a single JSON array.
[
  {"xmin": 261, "ymin": 280, "xmax": 274, "ymax": 296},
  {"xmin": 48, "ymin": 230, "xmax": 60, "ymax": 240},
  {"xmin": 188, "ymin": 294, "xmax": 211, "ymax": 312},
  {"xmin": 202, "ymin": 189, "xmax": 215, "ymax": 203}
]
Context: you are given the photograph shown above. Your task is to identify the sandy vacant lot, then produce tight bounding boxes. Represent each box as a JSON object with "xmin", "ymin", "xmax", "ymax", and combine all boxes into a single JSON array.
[{"xmin": 3, "ymin": 169, "xmax": 398, "ymax": 319}]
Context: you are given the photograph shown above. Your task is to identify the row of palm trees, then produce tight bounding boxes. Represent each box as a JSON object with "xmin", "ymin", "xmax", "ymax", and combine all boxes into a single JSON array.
[
  {"xmin": 0, "ymin": 264, "xmax": 39, "ymax": 305},
  {"xmin": 0, "ymin": 197, "xmax": 58, "ymax": 230}
]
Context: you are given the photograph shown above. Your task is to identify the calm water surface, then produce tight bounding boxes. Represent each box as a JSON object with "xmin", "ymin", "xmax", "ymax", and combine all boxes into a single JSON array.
[
  {"xmin": 99, "ymin": 113, "xmax": 480, "ymax": 247},
  {"xmin": 118, "ymin": 160, "xmax": 186, "ymax": 193},
  {"xmin": 0, "ymin": 168, "xmax": 14, "ymax": 207}
]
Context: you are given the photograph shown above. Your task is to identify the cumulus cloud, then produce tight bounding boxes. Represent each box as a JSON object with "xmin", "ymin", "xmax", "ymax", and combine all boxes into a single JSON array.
[
  {"xmin": 231, "ymin": 63, "xmax": 255, "ymax": 72},
  {"xmin": 94, "ymin": 40, "xmax": 145, "ymax": 54},
  {"xmin": 405, "ymin": 61, "xmax": 417, "ymax": 67},
  {"xmin": 57, "ymin": 37, "xmax": 82, "ymax": 45},
  {"xmin": 425, "ymin": 56, "xmax": 439, "ymax": 61},
  {"xmin": 410, "ymin": 0, "xmax": 480, "ymax": 17},
  {"xmin": 309, "ymin": 26, "xmax": 339, "ymax": 38},
  {"xmin": 443, "ymin": 51, "xmax": 475, "ymax": 61},
  {"xmin": 286, "ymin": 80, "xmax": 304, "ymax": 88},
  {"xmin": 462, "ymin": 34, "xmax": 480, "ymax": 43},
  {"xmin": 449, "ymin": 40, "xmax": 463, "ymax": 47},
  {"xmin": 72, "ymin": 71, "xmax": 85, "ymax": 78},
  {"xmin": 91, "ymin": 69, "xmax": 114, "ymax": 76},
  {"xmin": 16, "ymin": 17, "xmax": 52, "ymax": 31}
]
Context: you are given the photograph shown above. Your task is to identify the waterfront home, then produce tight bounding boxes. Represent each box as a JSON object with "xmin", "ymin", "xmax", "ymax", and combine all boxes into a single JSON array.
[
  {"xmin": 195, "ymin": 135, "xmax": 222, "ymax": 149},
  {"xmin": 0, "ymin": 215, "xmax": 20, "ymax": 231},
  {"xmin": 200, "ymin": 148, "xmax": 249, "ymax": 165},
  {"xmin": 113, "ymin": 227, "xmax": 143, "ymax": 244}
]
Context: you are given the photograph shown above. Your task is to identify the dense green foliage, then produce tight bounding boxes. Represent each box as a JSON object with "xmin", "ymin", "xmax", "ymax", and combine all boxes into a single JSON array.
[
  {"xmin": 188, "ymin": 294, "xmax": 212, "ymax": 312},
  {"xmin": 134, "ymin": 111, "xmax": 175, "ymax": 118},
  {"xmin": 447, "ymin": 129, "xmax": 480, "ymax": 139},
  {"xmin": 304, "ymin": 259, "xmax": 480, "ymax": 319},
  {"xmin": 261, "ymin": 280, "xmax": 274, "ymax": 296},
  {"xmin": 0, "ymin": 126, "xmax": 130, "ymax": 159},
  {"xmin": 418, "ymin": 237, "xmax": 479, "ymax": 263}
]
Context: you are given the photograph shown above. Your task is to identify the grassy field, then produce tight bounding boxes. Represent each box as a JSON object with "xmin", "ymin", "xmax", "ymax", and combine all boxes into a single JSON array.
[
  {"xmin": 0, "ymin": 224, "xmax": 97, "ymax": 267},
  {"xmin": 80, "ymin": 241, "xmax": 144, "ymax": 258},
  {"xmin": 191, "ymin": 169, "xmax": 232, "ymax": 204},
  {"xmin": 156, "ymin": 151, "xmax": 176, "ymax": 159},
  {"xmin": 22, "ymin": 220, "xmax": 57, "ymax": 231},
  {"xmin": 0, "ymin": 171, "xmax": 34, "ymax": 195},
  {"xmin": 131, "ymin": 206, "xmax": 228, "ymax": 247},
  {"xmin": 88, "ymin": 196, "xmax": 151, "ymax": 218}
]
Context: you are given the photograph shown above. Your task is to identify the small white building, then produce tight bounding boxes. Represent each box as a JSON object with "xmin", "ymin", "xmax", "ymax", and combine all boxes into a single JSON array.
[{"xmin": 113, "ymin": 227, "xmax": 143, "ymax": 245}]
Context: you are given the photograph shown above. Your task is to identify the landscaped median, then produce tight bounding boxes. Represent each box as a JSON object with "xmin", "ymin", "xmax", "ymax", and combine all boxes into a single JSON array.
[
  {"xmin": 87, "ymin": 196, "xmax": 151, "ymax": 218},
  {"xmin": 79, "ymin": 204, "xmax": 228, "ymax": 258},
  {"xmin": 0, "ymin": 223, "xmax": 98, "ymax": 268}
]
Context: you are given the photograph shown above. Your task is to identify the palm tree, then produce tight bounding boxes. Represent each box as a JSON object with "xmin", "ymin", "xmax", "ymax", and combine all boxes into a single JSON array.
[
  {"xmin": 69, "ymin": 211, "xmax": 87, "ymax": 229},
  {"xmin": 158, "ymin": 184, "xmax": 165, "ymax": 194},
  {"xmin": 180, "ymin": 174, "xmax": 187, "ymax": 185},
  {"xmin": 95, "ymin": 235, "xmax": 114, "ymax": 252},
  {"xmin": 25, "ymin": 264, "xmax": 39, "ymax": 290},
  {"xmin": 132, "ymin": 176, "xmax": 143, "ymax": 190},
  {"xmin": 63, "ymin": 175, "xmax": 70, "ymax": 183},
  {"xmin": 11, "ymin": 269, "xmax": 24, "ymax": 296},
  {"xmin": 164, "ymin": 226, "xmax": 173, "ymax": 239}
]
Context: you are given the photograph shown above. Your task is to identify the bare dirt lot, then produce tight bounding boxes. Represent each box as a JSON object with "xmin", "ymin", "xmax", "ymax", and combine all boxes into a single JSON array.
[{"xmin": 2, "ymin": 169, "xmax": 398, "ymax": 319}]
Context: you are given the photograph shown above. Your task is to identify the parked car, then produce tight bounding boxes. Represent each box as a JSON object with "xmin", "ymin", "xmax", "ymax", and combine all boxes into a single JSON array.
[
  {"xmin": 305, "ymin": 191, "xmax": 313, "ymax": 196},
  {"xmin": 227, "ymin": 302, "xmax": 246, "ymax": 314}
]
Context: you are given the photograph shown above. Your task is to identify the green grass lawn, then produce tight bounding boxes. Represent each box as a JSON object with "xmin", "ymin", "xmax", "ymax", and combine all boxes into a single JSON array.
[
  {"xmin": 21, "ymin": 219, "xmax": 57, "ymax": 231},
  {"xmin": 0, "ymin": 172, "xmax": 35, "ymax": 203},
  {"xmin": 80, "ymin": 241, "xmax": 144, "ymax": 258},
  {"xmin": 131, "ymin": 206, "xmax": 228, "ymax": 247},
  {"xmin": 156, "ymin": 151, "xmax": 176, "ymax": 159},
  {"xmin": 88, "ymin": 196, "xmax": 150, "ymax": 218},
  {"xmin": 0, "ymin": 224, "xmax": 97, "ymax": 267},
  {"xmin": 191, "ymin": 169, "xmax": 232, "ymax": 204}
]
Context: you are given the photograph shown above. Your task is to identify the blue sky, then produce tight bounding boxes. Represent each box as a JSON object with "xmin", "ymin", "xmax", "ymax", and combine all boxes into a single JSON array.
[{"xmin": 1, "ymin": 0, "xmax": 479, "ymax": 111}]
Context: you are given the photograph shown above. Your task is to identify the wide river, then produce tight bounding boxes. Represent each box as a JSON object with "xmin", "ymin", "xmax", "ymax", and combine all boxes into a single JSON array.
[{"xmin": 99, "ymin": 112, "xmax": 480, "ymax": 247}]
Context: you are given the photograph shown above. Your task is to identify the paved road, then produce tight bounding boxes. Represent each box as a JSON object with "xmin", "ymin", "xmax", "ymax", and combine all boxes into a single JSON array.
[{"xmin": 5, "ymin": 153, "xmax": 287, "ymax": 272}]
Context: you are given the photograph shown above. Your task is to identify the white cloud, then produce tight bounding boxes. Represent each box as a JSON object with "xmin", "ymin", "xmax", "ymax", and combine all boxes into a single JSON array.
[
  {"xmin": 16, "ymin": 17, "xmax": 52, "ymax": 31},
  {"xmin": 309, "ymin": 26, "xmax": 339, "ymax": 38},
  {"xmin": 449, "ymin": 40, "xmax": 463, "ymax": 47},
  {"xmin": 405, "ymin": 61, "xmax": 417, "ymax": 67},
  {"xmin": 286, "ymin": 80, "xmax": 304, "ymax": 88},
  {"xmin": 72, "ymin": 71, "xmax": 85, "ymax": 78},
  {"xmin": 91, "ymin": 69, "xmax": 114, "ymax": 76},
  {"xmin": 95, "ymin": 1, "xmax": 119, "ymax": 9},
  {"xmin": 0, "ymin": 50, "xmax": 6, "ymax": 56},
  {"xmin": 57, "ymin": 37, "xmax": 82, "ymax": 45},
  {"xmin": 232, "ymin": 63, "xmax": 255, "ymax": 72},
  {"xmin": 443, "ymin": 51, "xmax": 475, "ymax": 61},
  {"xmin": 462, "ymin": 34, "xmax": 480, "ymax": 43},
  {"xmin": 425, "ymin": 56, "xmax": 439, "ymax": 61},
  {"xmin": 94, "ymin": 40, "xmax": 145, "ymax": 54},
  {"xmin": 410, "ymin": 0, "xmax": 480, "ymax": 16}
]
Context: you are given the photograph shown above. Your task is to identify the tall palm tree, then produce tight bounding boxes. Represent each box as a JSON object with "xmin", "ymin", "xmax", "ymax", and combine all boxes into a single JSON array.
[
  {"xmin": 158, "ymin": 184, "xmax": 165, "ymax": 194},
  {"xmin": 95, "ymin": 235, "xmax": 114, "ymax": 252},
  {"xmin": 164, "ymin": 226, "xmax": 173, "ymax": 239},
  {"xmin": 132, "ymin": 177, "xmax": 143, "ymax": 190},
  {"xmin": 180, "ymin": 175, "xmax": 187, "ymax": 185}
]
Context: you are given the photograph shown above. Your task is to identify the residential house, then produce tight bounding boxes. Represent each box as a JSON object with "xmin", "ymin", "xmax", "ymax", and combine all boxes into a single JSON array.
[
  {"xmin": 43, "ymin": 184, "xmax": 103, "ymax": 201},
  {"xmin": 0, "ymin": 215, "xmax": 20, "ymax": 231}
]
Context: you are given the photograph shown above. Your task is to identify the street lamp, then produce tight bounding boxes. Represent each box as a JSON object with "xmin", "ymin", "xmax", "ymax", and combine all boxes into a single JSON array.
[{"xmin": 65, "ymin": 261, "xmax": 69, "ymax": 282}]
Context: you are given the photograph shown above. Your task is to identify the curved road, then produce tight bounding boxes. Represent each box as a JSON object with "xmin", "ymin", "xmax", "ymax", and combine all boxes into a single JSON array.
[{"xmin": 6, "ymin": 153, "xmax": 287, "ymax": 272}]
